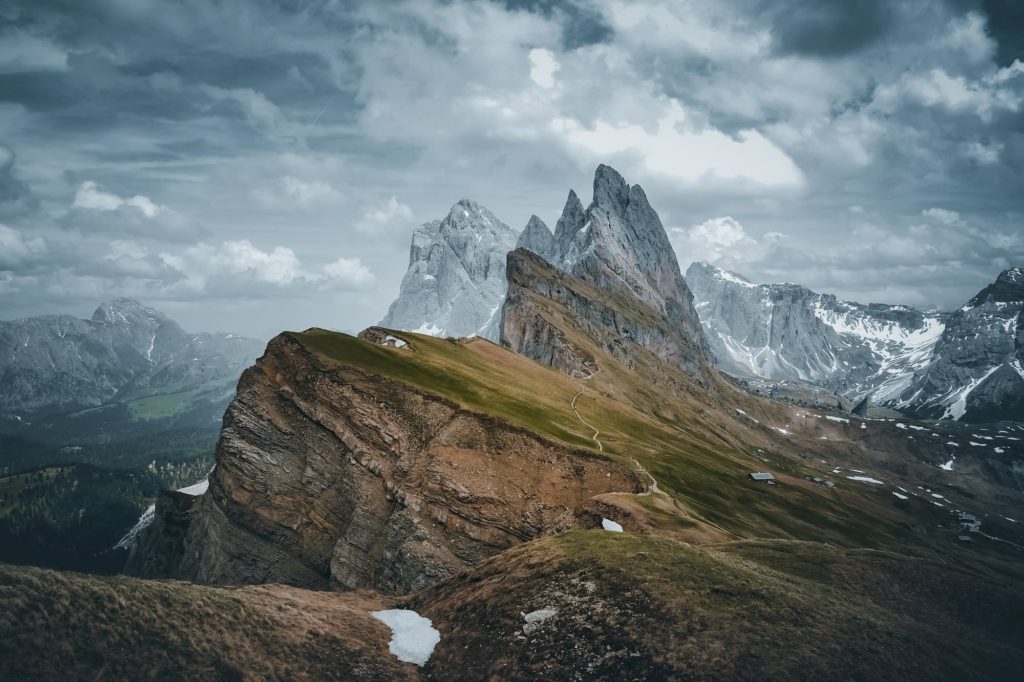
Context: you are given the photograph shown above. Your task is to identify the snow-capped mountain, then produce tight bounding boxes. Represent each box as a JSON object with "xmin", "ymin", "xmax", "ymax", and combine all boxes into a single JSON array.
[
  {"xmin": 684, "ymin": 262, "xmax": 943, "ymax": 398},
  {"xmin": 685, "ymin": 263, "xmax": 1023, "ymax": 422},
  {"xmin": 381, "ymin": 199, "xmax": 518, "ymax": 341},
  {"xmin": 895, "ymin": 267, "xmax": 1024, "ymax": 421}
]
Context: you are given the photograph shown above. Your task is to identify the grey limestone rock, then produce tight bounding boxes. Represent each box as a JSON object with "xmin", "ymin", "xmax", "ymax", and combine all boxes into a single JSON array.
[{"xmin": 380, "ymin": 199, "xmax": 518, "ymax": 341}]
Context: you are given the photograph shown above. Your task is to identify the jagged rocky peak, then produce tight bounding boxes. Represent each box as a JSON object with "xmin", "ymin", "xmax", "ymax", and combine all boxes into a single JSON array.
[
  {"xmin": 542, "ymin": 165, "xmax": 710, "ymax": 358},
  {"xmin": 381, "ymin": 199, "xmax": 518, "ymax": 341},
  {"xmin": 516, "ymin": 214, "xmax": 555, "ymax": 261},
  {"xmin": 500, "ymin": 165, "xmax": 713, "ymax": 384},
  {"xmin": 552, "ymin": 188, "xmax": 586, "ymax": 261},
  {"xmin": 968, "ymin": 266, "xmax": 1024, "ymax": 307}
]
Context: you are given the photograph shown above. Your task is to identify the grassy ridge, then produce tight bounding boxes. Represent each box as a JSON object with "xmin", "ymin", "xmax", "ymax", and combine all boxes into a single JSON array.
[{"xmin": 291, "ymin": 329, "xmax": 952, "ymax": 553}]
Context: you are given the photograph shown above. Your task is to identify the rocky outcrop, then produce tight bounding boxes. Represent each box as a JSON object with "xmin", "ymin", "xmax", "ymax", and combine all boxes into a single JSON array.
[
  {"xmin": 0, "ymin": 298, "xmax": 261, "ymax": 415},
  {"xmin": 685, "ymin": 262, "xmax": 945, "ymax": 403},
  {"xmin": 130, "ymin": 332, "xmax": 639, "ymax": 594},
  {"xmin": 501, "ymin": 165, "xmax": 711, "ymax": 383},
  {"xmin": 897, "ymin": 267, "xmax": 1024, "ymax": 421},
  {"xmin": 516, "ymin": 214, "xmax": 555, "ymax": 261},
  {"xmin": 502, "ymin": 249, "xmax": 712, "ymax": 387},
  {"xmin": 380, "ymin": 200, "xmax": 518, "ymax": 341}
]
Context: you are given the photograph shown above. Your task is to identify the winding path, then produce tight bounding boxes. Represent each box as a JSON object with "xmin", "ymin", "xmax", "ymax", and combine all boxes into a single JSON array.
[
  {"xmin": 631, "ymin": 458, "xmax": 660, "ymax": 495},
  {"xmin": 570, "ymin": 372, "xmax": 603, "ymax": 452},
  {"xmin": 566, "ymin": 370, "xmax": 742, "ymax": 539}
]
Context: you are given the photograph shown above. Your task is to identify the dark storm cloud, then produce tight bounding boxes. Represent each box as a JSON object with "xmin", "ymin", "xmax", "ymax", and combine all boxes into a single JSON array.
[
  {"xmin": 969, "ymin": 0, "xmax": 1024, "ymax": 66},
  {"xmin": 500, "ymin": 0, "xmax": 614, "ymax": 48},
  {"xmin": 0, "ymin": 147, "xmax": 37, "ymax": 217},
  {"xmin": 757, "ymin": 0, "xmax": 894, "ymax": 57}
]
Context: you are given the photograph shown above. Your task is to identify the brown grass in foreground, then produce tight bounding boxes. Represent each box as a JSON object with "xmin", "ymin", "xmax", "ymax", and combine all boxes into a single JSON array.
[{"xmin": 0, "ymin": 563, "xmax": 415, "ymax": 681}]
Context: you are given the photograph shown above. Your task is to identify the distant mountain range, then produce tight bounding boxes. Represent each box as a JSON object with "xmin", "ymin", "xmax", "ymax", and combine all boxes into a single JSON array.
[
  {"xmin": 0, "ymin": 297, "xmax": 263, "ymax": 473},
  {"xmin": 0, "ymin": 298, "xmax": 262, "ymax": 419},
  {"xmin": 685, "ymin": 263, "xmax": 1023, "ymax": 423}
]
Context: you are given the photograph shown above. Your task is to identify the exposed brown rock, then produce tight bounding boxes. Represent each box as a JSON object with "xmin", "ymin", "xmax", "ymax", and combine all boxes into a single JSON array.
[{"xmin": 131, "ymin": 333, "xmax": 639, "ymax": 594}]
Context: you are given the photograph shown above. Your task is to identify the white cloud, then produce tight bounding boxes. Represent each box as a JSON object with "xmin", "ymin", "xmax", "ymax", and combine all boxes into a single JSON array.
[
  {"xmin": 529, "ymin": 48, "xmax": 560, "ymax": 89},
  {"xmin": 922, "ymin": 208, "xmax": 963, "ymax": 226},
  {"xmin": 689, "ymin": 216, "xmax": 749, "ymax": 248},
  {"xmin": 279, "ymin": 176, "xmax": 344, "ymax": 207},
  {"xmin": 553, "ymin": 99, "xmax": 804, "ymax": 190},
  {"xmin": 0, "ymin": 35, "xmax": 68, "ymax": 74},
  {"xmin": 147, "ymin": 240, "xmax": 376, "ymax": 295},
  {"xmin": 72, "ymin": 181, "xmax": 162, "ymax": 218},
  {"xmin": 963, "ymin": 140, "xmax": 1003, "ymax": 165},
  {"xmin": 873, "ymin": 66, "xmax": 1023, "ymax": 122},
  {"xmin": 0, "ymin": 224, "xmax": 47, "ymax": 269},
  {"xmin": 670, "ymin": 215, "xmax": 771, "ymax": 266},
  {"xmin": 355, "ymin": 196, "xmax": 414, "ymax": 234},
  {"xmin": 323, "ymin": 257, "xmax": 375, "ymax": 286},
  {"xmin": 942, "ymin": 12, "xmax": 995, "ymax": 64},
  {"xmin": 175, "ymin": 240, "xmax": 303, "ymax": 285}
]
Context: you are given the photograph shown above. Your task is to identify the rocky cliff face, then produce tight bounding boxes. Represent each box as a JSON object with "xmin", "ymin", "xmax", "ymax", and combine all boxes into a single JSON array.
[
  {"xmin": 0, "ymin": 298, "xmax": 261, "ymax": 415},
  {"xmin": 130, "ymin": 332, "xmax": 638, "ymax": 593},
  {"xmin": 897, "ymin": 267, "xmax": 1024, "ymax": 421},
  {"xmin": 380, "ymin": 200, "xmax": 518, "ymax": 341},
  {"xmin": 501, "ymin": 165, "xmax": 711, "ymax": 382},
  {"xmin": 685, "ymin": 262, "xmax": 945, "ymax": 402},
  {"xmin": 502, "ymin": 249, "xmax": 713, "ymax": 386}
]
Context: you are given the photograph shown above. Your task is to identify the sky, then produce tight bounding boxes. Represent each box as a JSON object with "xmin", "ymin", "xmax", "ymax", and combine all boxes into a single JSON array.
[{"xmin": 1, "ymin": 0, "xmax": 1022, "ymax": 339}]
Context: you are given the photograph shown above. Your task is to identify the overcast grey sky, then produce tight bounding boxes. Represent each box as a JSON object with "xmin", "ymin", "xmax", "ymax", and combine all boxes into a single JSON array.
[{"xmin": 1, "ymin": 0, "xmax": 1022, "ymax": 338}]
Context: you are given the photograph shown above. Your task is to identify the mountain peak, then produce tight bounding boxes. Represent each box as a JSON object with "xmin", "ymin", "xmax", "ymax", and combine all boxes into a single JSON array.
[
  {"xmin": 517, "ymin": 215, "xmax": 555, "ymax": 261},
  {"xmin": 592, "ymin": 164, "xmax": 629, "ymax": 214},
  {"xmin": 686, "ymin": 261, "xmax": 756, "ymax": 288},
  {"xmin": 968, "ymin": 265, "xmax": 1024, "ymax": 307},
  {"xmin": 442, "ymin": 199, "xmax": 515, "ymax": 239},
  {"xmin": 91, "ymin": 298, "xmax": 166, "ymax": 325},
  {"xmin": 997, "ymin": 267, "xmax": 1024, "ymax": 285}
]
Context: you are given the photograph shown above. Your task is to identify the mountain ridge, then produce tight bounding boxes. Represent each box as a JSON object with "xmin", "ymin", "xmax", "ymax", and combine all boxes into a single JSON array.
[{"xmin": 685, "ymin": 261, "xmax": 1023, "ymax": 422}]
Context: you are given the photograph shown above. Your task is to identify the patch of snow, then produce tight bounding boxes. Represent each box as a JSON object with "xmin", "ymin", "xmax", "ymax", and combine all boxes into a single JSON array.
[
  {"xmin": 412, "ymin": 322, "xmax": 445, "ymax": 336},
  {"xmin": 114, "ymin": 504, "xmax": 155, "ymax": 550},
  {"xmin": 178, "ymin": 479, "xmax": 209, "ymax": 496},
  {"xmin": 371, "ymin": 609, "xmax": 441, "ymax": 667},
  {"xmin": 735, "ymin": 408, "xmax": 760, "ymax": 424},
  {"xmin": 969, "ymin": 442, "xmax": 987, "ymax": 447},
  {"xmin": 893, "ymin": 492, "xmax": 909, "ymax": 500},
  {"xmin": 939, "ymin": 459, "xmax": 955, "ymax": 471},
  {"xmin": 994, "ymin": 447, "xmax": 1005, "ymax": 454},
  {"xmin": 847, "ymin": 475, "xmax": 884, "ymax": 485},
  {"xmin": 602, "ymin": 518, "xmax": 624, "ymax": 532},
  {"xmin": 826, "ymin": 416, "xmax": 849, "ymax": 424}
]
